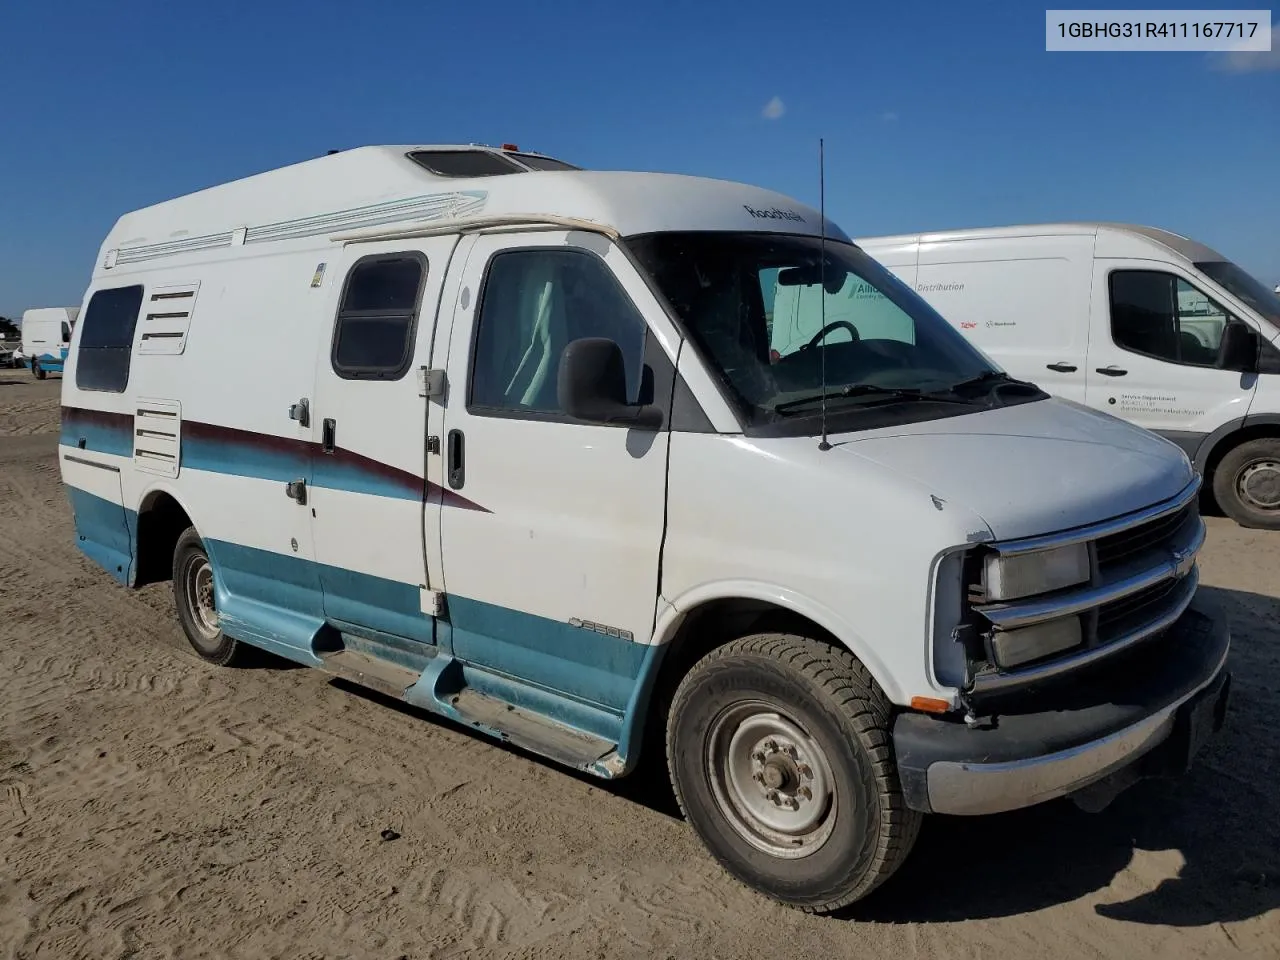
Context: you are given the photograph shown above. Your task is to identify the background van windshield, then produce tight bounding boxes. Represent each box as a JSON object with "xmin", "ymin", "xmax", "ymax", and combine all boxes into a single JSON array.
[
  {"xmin": 627, "ymin": 232, "xmax": 1016, "ymax": 429},
  {"xmin": 1195, "ymin": 260, "xmax": 1280, "ymax": 326}
]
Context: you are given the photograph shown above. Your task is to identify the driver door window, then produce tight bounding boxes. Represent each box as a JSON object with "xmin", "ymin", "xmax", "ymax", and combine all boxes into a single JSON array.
[{"xmin": 1109, "ymin": 270, "xmax": 1233, "ymax": 367}]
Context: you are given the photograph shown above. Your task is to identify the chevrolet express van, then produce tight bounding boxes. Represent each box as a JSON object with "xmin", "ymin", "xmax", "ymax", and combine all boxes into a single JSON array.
[
  {"xmin": 59, "ymin": 147, "xmax": 1230, "ymax": 911},
  {"xmin": 850, "ymin": 223, "xmax": 1280, "ymax": 529}
]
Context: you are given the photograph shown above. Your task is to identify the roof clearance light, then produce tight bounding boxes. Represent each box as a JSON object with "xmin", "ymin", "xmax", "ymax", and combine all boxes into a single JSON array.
[{"xmin": 501, "ymin": 143, "xmax": 519, "ymax": 151}]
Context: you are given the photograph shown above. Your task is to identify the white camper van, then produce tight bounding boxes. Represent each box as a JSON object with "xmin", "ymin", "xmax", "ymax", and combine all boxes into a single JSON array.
[
  {"xmin": 21, "ymin": 306, "xmax": 79, "ymax": 378},
  {"xmin": 60, "ymin": 146, "xmax": 1230, "ymax": 912},
  {"xmin": 849, "ymin": 224, "xmax": 1280, "ymax": 529}
]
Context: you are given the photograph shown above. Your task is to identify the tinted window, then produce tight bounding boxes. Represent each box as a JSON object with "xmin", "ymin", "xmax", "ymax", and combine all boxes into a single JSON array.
[
  {"xmin": 511, "ymin": 154, "xmax": 580, "ymax": 171},
  {"xmin": 61, "ymin": 322, "xmax": 70, "ymax": 343},
  {"xmin": 76, "ymin": 285, "xmax": 144, "ymax": 392},
  {"xmin": 332, "ymin": 255, "xmax": 426, "ymax": 379},
  {"xmin": 1110, "ymin": 271, "xmax": 1233, "ymax": 367},
  {"xmin": 470, "ymin": 249, "xmax": 647, "ymax": 415},
  {"xmin": 407, "ymin": 150, "xmax": 524, "ymax": 178}
]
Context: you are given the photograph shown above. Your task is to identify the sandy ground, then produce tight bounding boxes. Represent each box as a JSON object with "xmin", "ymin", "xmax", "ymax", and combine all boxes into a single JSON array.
[{"xmin": 1, "ymin": 367, "xmax": 1278, "ymax": 959}]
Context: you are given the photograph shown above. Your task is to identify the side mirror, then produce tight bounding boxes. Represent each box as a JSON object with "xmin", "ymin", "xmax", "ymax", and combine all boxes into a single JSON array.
[
  {"xmin": 557, "ymin": 338, "xmax": 663, "ymax": 428},
  {"xmin": 1217, "ymin": 321, "xmax": 1259, "ymax": 373}
]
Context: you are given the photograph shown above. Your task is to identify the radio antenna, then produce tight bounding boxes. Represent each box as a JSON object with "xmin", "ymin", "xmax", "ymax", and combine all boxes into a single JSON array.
[{"xmin": 817, "ymin": 137, "xmax": 831, "ymax": 451}]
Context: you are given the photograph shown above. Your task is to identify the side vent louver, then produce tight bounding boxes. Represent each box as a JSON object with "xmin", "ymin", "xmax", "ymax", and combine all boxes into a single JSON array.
[
  {"xmin": 134, "ymin": 399, "xmax": 182, "ymax": 478},
  {"xmin": 138, "ymin": 283, "xmax": 200, "ymax": 355}
]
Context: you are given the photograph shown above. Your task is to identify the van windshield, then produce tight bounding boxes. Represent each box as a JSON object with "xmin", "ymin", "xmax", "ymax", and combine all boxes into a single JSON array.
[
  {"xmin": 627, "ymin": 231, "xmax": 1042, "ymax": 433},
  {"xmin": 1195, "ymin": 260, "xmax": 1280, "ymax": 327}
]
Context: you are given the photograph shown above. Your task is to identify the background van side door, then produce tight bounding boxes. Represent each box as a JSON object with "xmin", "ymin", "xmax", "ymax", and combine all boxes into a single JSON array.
[
  {"xmin": 434, "ymin": 231, "xmax": 675, "ymax": 725},
  {"xmin": 1084, "ymin": 260, "xmax": 1257, "ymax": 449},
  {"xmin": 309, "ymin": 236, "xmax": 458, "ymax": 645},
  {"xmin": 914, "ymin": 237, "xmax": 1091, "ymax": 403}
]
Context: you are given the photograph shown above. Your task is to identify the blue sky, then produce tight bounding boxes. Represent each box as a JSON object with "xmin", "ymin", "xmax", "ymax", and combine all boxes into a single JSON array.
[{"xmin": 1, "ymin": 0, "xmax": 1277, "ymax": 318}]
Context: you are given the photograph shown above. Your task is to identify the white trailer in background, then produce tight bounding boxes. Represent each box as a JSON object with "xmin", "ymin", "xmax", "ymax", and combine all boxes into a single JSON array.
[{"xmin": 21, "ymin": 306, "xmax": 80, "ymax": 379}]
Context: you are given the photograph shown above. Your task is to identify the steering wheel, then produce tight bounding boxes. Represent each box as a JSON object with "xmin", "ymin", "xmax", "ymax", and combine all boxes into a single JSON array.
[{"xmin": 801, "ymin": 321, "xmax": 859, "ymax": 351}]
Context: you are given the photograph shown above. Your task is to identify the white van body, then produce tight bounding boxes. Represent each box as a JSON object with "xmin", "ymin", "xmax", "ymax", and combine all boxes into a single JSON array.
[
  {"xmin": 851, "ymin": 224, "xmax": 1280, "ymax": 528},
  {"xmin": 21, "ymin": 306, "xmax": 79, "ymax": 378},
  {"xmin": 59, "ymin": 146, "xmax": 1230, "ymax": 911}
]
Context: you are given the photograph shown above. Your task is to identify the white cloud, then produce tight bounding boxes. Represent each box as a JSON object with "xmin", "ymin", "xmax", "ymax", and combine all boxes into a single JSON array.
[
  {"xmin": 762, "ymin": 96, "xmax": 786, "ymax": 120},
  {"xmin": 881, "ymin": 110, "xmax": 900, "ymax": 122},
  {"xmin": 1213, "ymin": 26, "xmax": 1280, "ymax": 72}
]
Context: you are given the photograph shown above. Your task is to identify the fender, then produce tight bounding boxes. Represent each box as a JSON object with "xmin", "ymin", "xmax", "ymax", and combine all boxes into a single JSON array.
[
  {"xmin": 1189, "ymin": 414, "xmax": 1280, "ymax": 473},
  {"xmin": 653, "ymin": 579, "xmax": 907, "ymax": 705}
]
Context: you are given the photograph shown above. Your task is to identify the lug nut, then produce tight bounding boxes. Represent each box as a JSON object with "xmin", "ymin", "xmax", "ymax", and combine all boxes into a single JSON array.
[
  {"xmin": 798, "ymin": 786, "xmax": 812, "ymax": 801},
  {"xmin": 785, "ymin": 745, "xmax": 798, "ymax": 759},
  {"xmin": 752, "ymin": 771, "xmax": 764, "ymax": 783},
  {"xmin": 767, "ymin": 790, "xmax": 781, "ymax": 805},
  {"xmin": 751, "ymin": 751, "xmax": 765, "ymax": 763},
  {"xmin": 763, "ymin": 739, "xmax": 778, "ymax": 753},
  {"xmin": 797, "ymin": 763, "xmax": 813, "ymax": 779},
  {"xmin": 785, "ymin": 797, "xmax": 800, "ymax": 810}
]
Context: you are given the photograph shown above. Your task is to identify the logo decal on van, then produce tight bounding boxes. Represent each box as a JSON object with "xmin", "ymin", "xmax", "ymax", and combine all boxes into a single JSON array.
[{"xmin": 743, "ymin": 205, "xmax": 806, "ymax": 223}]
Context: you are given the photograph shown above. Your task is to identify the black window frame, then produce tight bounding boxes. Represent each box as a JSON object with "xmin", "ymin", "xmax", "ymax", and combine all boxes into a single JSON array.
[
  {"xmin": 330, "ymin": 251, "xmax": 428, "ymax": 382},
  {"xmin": 465, "ymin": 245, "xmax": 664, "ymax": 427},
  {"xmin": 75, "ymin": 284, "xmax": 145, "ymax": 394},
  {"xmin": 406, "ymin": 150, "xmax": 526, "ymax": 178},
  {"xmin": 1107, "ymin": 269, "xmax": 1238, "ymax": 369}
]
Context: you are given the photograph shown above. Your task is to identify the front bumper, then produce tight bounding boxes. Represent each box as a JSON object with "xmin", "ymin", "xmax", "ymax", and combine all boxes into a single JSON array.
[{"xmin": 894, "ymin": 598, "xmax": 1230, "ymax": 816}]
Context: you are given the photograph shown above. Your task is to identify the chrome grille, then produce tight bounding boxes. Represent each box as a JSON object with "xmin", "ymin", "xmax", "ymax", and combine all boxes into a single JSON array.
[
  {"xmin": 968, "ymin": 479, "xmax": 1204, "ymax": 696},
  {"xmin": 1095, "ymin": 499, "xmax": 1198, "ymax": 569}
]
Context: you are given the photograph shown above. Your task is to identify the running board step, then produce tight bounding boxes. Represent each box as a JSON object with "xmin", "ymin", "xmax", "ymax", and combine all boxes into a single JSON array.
[
  {"xmin": 445, "ymin": 687, "xmax": 615, "ymax": 770},
  {"xmin": 319, "ymin": 649, "xmax": 421, "ymax": 699}
]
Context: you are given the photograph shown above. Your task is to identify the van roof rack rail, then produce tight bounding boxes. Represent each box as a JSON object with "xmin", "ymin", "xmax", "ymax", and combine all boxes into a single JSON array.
[{"xmin": 331, "ymin": 213, "xmax": 620, "ymax": 245}]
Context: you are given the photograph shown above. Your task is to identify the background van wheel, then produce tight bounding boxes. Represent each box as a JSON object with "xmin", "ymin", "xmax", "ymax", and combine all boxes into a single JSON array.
[
  {"xmin": 172, "ymin": 527, "xmax": 247, "ymax": 666},
  {"xmin": 666, "ymin": 633, "xmax": 921, "ymax": 913},
  {"xmin": 1213, "ymin": 438, "xmax": 1280, "ymax": 530},
  {"xmin": 32, "ymin": 361, "xmax": 46, "ymax": 380}
]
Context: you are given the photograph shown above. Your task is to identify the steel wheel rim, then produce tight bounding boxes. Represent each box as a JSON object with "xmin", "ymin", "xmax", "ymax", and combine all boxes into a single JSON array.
[
  {"xmin": 1238, "ymin": 459, "xmax": 1280, "ymax": 511},
  {"xmin": 705, "ymin": 699, "xmax": 837, "ymax": 860},
  {"xmin": 183, "ymin": 554, "xmax": 220, "ymax": 642}
]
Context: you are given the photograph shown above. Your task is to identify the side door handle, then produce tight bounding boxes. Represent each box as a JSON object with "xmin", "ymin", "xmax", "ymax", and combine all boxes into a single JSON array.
[
  {"xmin": 447, "ymin": 429, "xmax": 465, "ymax": 489},
  {"xmin": 1045, "ymin": 362, "xmax": 1078, "ymax": 373},
  {"xmin": 1095, "ymin": 366, "xmax": 1128, "ymax": 377},
  {"xmin": 322, "ymin": 418, "xmax": 336, "ymax": 454},
  {"xmin": 285, "ymin": 479, "xmax": 307, "ymax": 504}
]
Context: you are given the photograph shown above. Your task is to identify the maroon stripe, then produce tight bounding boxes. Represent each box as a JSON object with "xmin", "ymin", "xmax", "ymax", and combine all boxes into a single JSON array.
[{"xmin": 61, "ymin": 405, "xmax": 132, "ymax": 431}]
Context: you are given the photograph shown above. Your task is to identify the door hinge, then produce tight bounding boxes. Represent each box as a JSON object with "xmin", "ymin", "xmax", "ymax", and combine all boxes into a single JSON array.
[
  {"xmin": 417, "ymin": 367, "xmax": 447, "ymax": 399},
  {"xmin": 420, "ymin": 587, "xmax": 445, "ymax": 617},
  {"xmin": 288, "ymin": 397, "xmax": 310, "ymax": 427},
  {"xmin": 426, "ymin": 435, "xmax": 441, "ymax": 455},
  {"xmin": 285, "ymin": 478, "xmax": 307, "ymax": 504}
]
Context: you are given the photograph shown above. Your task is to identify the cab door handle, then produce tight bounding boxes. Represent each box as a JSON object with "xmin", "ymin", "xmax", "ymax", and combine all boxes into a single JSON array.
[
  {"xmin": 322, "ymin": 418, "xmax": 336, "ymax": 453},
  {"xmin": 1046, "ymin": 362, "xmax": 1078, "ymax": 373},
  {"xmin": 1095, "ymin": 366, "xmax": 1128, "ymax": 377},
  {"xmin": 447, "ymin": 429, "xmax": 465, "ymax": 489}
]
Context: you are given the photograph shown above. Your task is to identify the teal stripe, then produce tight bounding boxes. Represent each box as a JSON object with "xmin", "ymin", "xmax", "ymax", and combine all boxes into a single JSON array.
[{"xmin": 66, "ymin": 486, "xmax": 135, "ymax": 586}]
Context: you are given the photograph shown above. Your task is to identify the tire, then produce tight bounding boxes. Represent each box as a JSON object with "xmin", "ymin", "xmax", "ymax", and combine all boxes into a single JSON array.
[
  {"xmin": 172, "ymin": 526, "xmax": 247, "ymax": 666},
  {"xmin": 33, "ymin": 361, "xmax": 46, "ymax": 380},
  {"xmin": 666, "ymin": 633, "xmax": 922, "ymax": 913},
  {"xmin": 1212, "ymin": 438, "xmax": 1280, "ymax": 530}
]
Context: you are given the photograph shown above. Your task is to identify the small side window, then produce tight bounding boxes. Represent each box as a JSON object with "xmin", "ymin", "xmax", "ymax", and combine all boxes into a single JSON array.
[
  {"xmin": 331, "ymin": 254, "xmax": 427, "ymax": 380},
  {"xmin": 61, "ymin": 322, "xmax": 71, "ymax": 343},
  {"xmin": 76, "ymin": 285, "xmax": 145, "ymax": 393}
]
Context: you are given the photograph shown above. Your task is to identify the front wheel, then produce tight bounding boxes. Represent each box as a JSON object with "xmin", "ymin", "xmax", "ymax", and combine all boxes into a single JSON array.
[
  {"xmin": 1213, "ymin": 438, "xmax": 1280, "ymax": 530},
  {"xmin": 666, "ymin": 633, "xmax": 921, "ymax": 913},
  {"xmin": 172, "ymin": 527, "xmax": 248, "ymax": 666}
]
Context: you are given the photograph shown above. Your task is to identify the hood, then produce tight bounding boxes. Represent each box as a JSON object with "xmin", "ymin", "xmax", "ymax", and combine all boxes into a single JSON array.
[{"xmin": 830, "ymin": 398, "xmax": 1195, "ymax": 541}]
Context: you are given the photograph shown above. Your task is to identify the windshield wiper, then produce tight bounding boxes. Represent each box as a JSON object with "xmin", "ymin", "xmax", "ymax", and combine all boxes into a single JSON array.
[{"xmin": 774, "ymin": 383, "xmax": 974, "ymax": 415}]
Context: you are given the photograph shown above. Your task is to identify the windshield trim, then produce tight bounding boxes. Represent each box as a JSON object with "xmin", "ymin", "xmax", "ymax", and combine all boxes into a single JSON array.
[{"xmin": 621, "ymin": 230, "xmax": 1046, "ymax": 438}]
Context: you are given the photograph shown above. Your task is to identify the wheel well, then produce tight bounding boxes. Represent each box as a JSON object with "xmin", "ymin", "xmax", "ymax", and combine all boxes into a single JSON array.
[
  {"xmin": 134, "ymin": 492, "xmax": 193, "ymax": 587},
  {"xmin": 636, "ymin": 598, "xmax": 848, "ymax": 769},
  {"xmin": 1203, "ymin": 424, "xmax": 1280, "ymax": 496}
]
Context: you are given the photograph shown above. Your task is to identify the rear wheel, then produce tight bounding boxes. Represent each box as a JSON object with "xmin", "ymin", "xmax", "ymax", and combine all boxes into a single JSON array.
[
  {"xmin": 172, "ymin": 527, "xmax": 247, "ymax": 666},
  {"xmin": 1213, "ymin": 438, "xmax": 1280, "ymax": 530},
  {"xmin": 32, "ymin": 360, "xmax": 46, "ymax": 380},
  {"xmin": 666, "ymin": 633, "xmax": 921, "ymax": 913}
]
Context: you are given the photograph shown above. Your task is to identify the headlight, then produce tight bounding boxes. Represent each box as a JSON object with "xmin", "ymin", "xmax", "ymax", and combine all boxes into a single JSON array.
[
  {"xmin": 983, "ymin": 542, "xmax": 1089, "ymax": 601},
  {"xmin": 990, "ymin": 616, "xmax": 1083, "ymax": 668}
]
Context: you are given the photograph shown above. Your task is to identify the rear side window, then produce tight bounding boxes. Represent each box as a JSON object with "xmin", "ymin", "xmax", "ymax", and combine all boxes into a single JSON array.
[
  {"xmin": 331, "ymin": 254, "xmax": 427, "ymax": 380},
  {"xmin": 76, "ymin": 285, "xmax": 144, "ymax": 393},
  {"xmin": 61, "ymin": 322, "xmax": 70, "ymax": 343}
]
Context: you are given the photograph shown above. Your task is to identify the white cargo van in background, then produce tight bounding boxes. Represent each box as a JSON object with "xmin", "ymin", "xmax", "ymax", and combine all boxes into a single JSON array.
[
  {"xmin": 21, "ymin": 306, "xmax": 80, "ymax": 379},
  {"xmin": 844, "ymin": 224, "xmax": 1280, "ymax": 529}
]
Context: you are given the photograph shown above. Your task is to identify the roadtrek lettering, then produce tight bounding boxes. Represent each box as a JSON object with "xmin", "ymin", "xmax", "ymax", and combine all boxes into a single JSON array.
[{"xmin": 743, "ymin": 205, "xmax": 806, "ymax": 223}]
